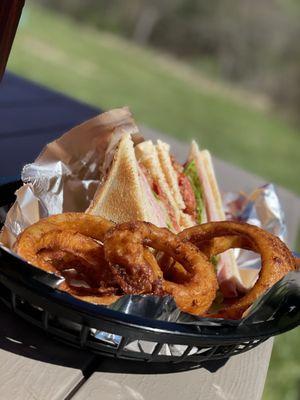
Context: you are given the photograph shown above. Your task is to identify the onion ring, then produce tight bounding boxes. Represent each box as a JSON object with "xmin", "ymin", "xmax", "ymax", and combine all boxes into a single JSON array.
[
  {"xmin": 103, "ymin": 225, "xmax": 164, "ymax": 295},
  {"xmin": 36, "ymin": 230, "xmax": 118, "ymax": 288},
  {"xmin": 179, "ymin": 221, "xmax": 296, "ymax": 319},
  {"xmin": 104, "ymin": 221, "xmax": 218, "ymax": 314},
  {"xmin": 15, "ymin": 213, "xmax": 163, "ymax": 303},
  {"xmin": 15, "ymin": 213, "xmax": 120, "ymax": 304},
  {"xmin": 15, "ymin": 213, "xmax": 113, "ymax": 271}
]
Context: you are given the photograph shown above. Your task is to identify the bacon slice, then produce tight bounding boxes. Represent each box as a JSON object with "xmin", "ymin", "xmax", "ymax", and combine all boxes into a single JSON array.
[
  {"xmin": 171, "ymin": 157, "xmax": 197, "ymax": 221},
  {"xmin": 178, "ymin": 173, "xmax": 196, "ymax": 219}
]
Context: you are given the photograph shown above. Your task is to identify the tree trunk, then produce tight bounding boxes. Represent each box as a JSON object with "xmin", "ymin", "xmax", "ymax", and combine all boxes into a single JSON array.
[
  {"xmin": 0, "ymin": 0, "xmax": 25, "ymax": 80},
  {"xmin": 133, "ymin": 4, "xmax": 160, "ymax": 45}
]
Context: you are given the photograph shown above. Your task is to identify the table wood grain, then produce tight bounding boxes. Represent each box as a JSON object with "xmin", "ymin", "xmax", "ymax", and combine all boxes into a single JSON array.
[
  {"xmin": 72, "ymin": 340, "xmax": 273, "ymax": 400},
  {"xmin": 0, "ymin": 303, "xmax": 96, "ymax": 400}
]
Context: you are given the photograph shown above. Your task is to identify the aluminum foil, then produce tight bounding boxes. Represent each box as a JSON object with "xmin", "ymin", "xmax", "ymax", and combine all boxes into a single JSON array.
[
  {"xmin": 224, "ymin": 183, "xmax": 287, "ymax": 280},
  {"xmin": 0, "ymin": 107, "xmax": 139, "ymax": 248},
  {"xmin": 0, "ymin": 112, "xmax": 298, "ymax": 355}
]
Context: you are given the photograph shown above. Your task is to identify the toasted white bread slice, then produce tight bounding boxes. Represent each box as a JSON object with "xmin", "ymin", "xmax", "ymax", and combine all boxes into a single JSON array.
[
  {"xmin": 179, "ymin": 212, "xmax": 196, "ymax": 229},
  {"xmin": 156, "ymin": 140, "xmax": 194, "ymax": 229},
  {"xmin": 135, "ymin": 140, "xmax": 188, "ymax": 232},
  {"xmin": 156, "ymin": 140, "xmax": 185, "ymax": 209},
  {"xmin": 189, "ymin": 142, "xmax": 225, "ymax": 221},
  {"xmin": 189, "ymin": 141, "xmax": 246, "ymax": 297},
  {"xmin": 87, "ymin": 133, "xmax": 166, "ymax": 227}
]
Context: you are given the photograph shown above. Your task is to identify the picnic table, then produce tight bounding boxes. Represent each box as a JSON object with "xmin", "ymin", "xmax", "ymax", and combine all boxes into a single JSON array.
[{"xmin": 0, "ymin": 72, "xmax": 300, "ymax": 400}]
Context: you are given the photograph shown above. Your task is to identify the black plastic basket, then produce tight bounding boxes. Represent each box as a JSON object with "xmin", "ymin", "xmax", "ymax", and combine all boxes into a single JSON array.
[{"xmin": 0, "ymin": 180, "xmax": 298, "ymax": 366}]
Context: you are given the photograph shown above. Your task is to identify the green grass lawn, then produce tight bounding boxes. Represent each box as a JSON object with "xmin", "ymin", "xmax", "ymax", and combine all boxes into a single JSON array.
[
  {"xmin": 9, "ymin": 3, "xmax": 300, "ymax": 197},
  {"xmin": 7, "ymin": 3, "xmax": 300, "ymax": 400},
  {"xmin": 263, "ymin": 329, "xmax": 300, "ymax": 400}
]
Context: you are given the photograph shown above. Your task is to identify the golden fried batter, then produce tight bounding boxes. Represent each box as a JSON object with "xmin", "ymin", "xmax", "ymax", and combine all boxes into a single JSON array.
[
  {"xmin": 179, "ymin": 221, "xmax": 296, "ymax": 319},
  {"xmin": 104, "ymin": 221, "xmax": 218, "ymax": 314}
]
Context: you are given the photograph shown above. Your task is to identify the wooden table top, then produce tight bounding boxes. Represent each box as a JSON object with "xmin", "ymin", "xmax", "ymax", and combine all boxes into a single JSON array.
[{"xmin": 0, "ymin": 72, "xmax": 299, "ymax": 400}]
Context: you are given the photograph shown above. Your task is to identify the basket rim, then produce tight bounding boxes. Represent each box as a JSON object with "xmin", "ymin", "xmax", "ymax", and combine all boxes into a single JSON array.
[{"xmin": 0, "ymin": 244, "xmax": 299, "ymax": 342}]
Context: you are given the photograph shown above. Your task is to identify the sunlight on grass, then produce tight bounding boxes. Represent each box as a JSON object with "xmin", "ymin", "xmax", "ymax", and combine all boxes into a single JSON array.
[
  {"xmin": 9, "ymin": 3, "xmax": 300, "ymax": 196},
  {"xmin": 263, "ymin": 330, "xmax": 300, "ymax": 400}
]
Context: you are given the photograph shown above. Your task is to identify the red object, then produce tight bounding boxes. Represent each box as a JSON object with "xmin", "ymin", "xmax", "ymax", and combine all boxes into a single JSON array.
[
  {"xmin": 178, "ymin": 173, "xmax": 196, "ymax": 218},
  {"xmin": 0, "ymin": 0, "xmax": 25, "ymax": 81}
]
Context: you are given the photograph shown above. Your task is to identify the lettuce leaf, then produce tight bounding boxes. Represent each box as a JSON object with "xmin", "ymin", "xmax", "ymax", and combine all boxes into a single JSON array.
[
  {"xmin": 208, "ymin": 289, "xmax": 224, "ymax": 312},
  {"xmin": 184, "ymin": 160, "xmax": 205, "ymax": 224}
]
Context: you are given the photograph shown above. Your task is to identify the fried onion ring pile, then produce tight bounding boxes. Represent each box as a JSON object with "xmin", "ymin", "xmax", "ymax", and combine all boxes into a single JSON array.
[
  {"xmin": 15, "ymin": 213, "xmax": 165, "ymax": 304},
  {"xmin": 104, "ymin": 221, "xmax": 218, "ymax": 314},
  {"xmin": 15, "ymin": 214, "xmax": 296, "ymax": 319},
  {"xmin": 179, "ymin": 221, "xmax": 297, "ymax": 319}
]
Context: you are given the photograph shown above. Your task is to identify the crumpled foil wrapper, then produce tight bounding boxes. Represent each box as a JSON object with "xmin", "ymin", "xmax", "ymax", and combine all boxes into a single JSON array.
[
  {"xmin": 0, "ymin": 115, "xmax": 298, "ymax": 355},
  {"xmin": 223, "ymin": 184, "xmax": 287, "ymax": 278}
]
